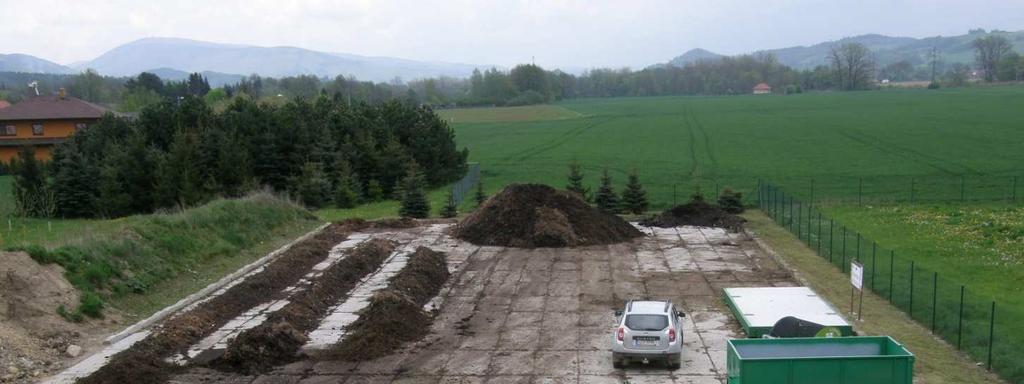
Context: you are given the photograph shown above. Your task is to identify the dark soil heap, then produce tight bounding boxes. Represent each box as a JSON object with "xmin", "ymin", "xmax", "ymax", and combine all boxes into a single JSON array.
[
  {"xmin": 329, "ymin": 246, "xmax": 449, "ymax": 361},
  {"xmin": 216, "ymin": 238, "xmax": 397, "ymax": 374},
  {"xmin": 640, "ymin": 199, "xmax": 746, "ymax": 231},
  {"xmin": 454, "ymin": 184, "xmax": 642, "ymax": 248}
]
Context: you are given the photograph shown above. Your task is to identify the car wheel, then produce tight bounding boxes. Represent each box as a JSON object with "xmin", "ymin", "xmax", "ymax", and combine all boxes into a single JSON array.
[{"xmin": 612, "ymin": 353, "xmax": 625, "ymax": 369}]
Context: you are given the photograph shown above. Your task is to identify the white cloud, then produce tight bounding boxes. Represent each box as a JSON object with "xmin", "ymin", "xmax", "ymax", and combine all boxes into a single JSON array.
[{"xmin": 0, "ymin": 0, "xmax": 1021, "ymax": 69}]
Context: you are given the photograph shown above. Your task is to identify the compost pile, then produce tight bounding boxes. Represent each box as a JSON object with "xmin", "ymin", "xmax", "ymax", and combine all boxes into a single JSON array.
[
  {"xmin": 329, "ymin": 246, "xmax": 449, "ymax": 361},
  {"xmin": 454, "ymin": 184, "xmax": 642, "ymax": 248},
  {"xmin": 641, "ymin": 199, "xmax": 745, "ymax": 231}
]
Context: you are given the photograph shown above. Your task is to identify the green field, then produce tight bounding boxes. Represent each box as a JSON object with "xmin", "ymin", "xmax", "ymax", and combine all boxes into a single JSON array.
[
  {"xmin": 452, "ymin": 87, "xmax": 1024, "ymax": 209},
  {"xmin": 438, "ymin": 104, "xmax": 583, "ymax": 123}
]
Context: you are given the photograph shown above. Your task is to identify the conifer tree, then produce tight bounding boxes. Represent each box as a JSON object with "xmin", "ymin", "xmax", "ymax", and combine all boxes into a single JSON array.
[
  {"xmin": 566, "ymin": 160, "xmax": 590, "ymax": 201},
  {"xmin": 620, "ymin": 170, "xmax": 649, "ymax": 214},
  {"xmin": 440, "ymin": 190, "xmax": 458, "ymax": 218},
  {"xmin": 474, "ymin": 179, "xmax": 487, "ymax": 207},
  {"xmin": 398, "ymin": 163, "xmax": 431, "ymax": 219},
  {"xmin": 594, "ymin": 168, "xmax": 620, "ymax": 213},
  {"xmin": 293, "ymin": 162, "xmax": 332, "ymax": 209},
  {"xmin": 12, "ymin": 147, "xmax": 47, "ymax": 216}
]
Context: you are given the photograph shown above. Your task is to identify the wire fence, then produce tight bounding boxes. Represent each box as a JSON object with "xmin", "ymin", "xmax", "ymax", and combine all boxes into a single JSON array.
[
  {"xmin": 758, "ymin": 181, "xmax": 1023, "ymax": 383},
  {"xmin": 450, "ymin": 163, "xmax": 481, "ymax": 204}
]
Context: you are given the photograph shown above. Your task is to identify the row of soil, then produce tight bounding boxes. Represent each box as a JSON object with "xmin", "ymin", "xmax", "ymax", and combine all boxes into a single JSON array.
[
  {"xmin": 79, "ymin": 221, "xmax": 363, "ymax": 384},
  {"xmin": 214, "ymin": 238, "xmax": 398, "ymax": 373},
  {"xmin": 327, "ymin": 246, "xmax": 450, "ymax": 361}
]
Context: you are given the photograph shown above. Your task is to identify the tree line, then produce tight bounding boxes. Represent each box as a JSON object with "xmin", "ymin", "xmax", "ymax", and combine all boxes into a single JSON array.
[{"xmin": 9, "ymin": 95, "xmax": 468, "ymax": 218}]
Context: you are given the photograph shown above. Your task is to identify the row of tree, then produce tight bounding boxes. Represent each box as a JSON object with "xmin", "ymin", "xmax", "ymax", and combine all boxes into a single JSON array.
[
  {"xmin": 9, "ymin": 95, "xmax": 468, "ymax": 218},
  {"xmin": 565, "ymin": 163, "xmax": 649, "ymax": 214}
]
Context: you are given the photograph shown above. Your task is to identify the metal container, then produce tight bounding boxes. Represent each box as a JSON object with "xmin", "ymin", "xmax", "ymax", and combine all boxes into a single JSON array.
[
  {"xmin": 726, "ymin": 336, "xmax": 914, "ymax": 384},
  {"xmin": 724, "ymin": 287, "xmax": 853, "ymax": 338}
]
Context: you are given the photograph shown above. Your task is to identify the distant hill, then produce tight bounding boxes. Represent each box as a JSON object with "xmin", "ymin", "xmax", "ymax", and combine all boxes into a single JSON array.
[
  {"xmin": 73, "ymin": 37, "xmax": 490, "ymax": 82},
  {"xmin": 668, "ymin": 30, "xmax": 1024, "ymax": 70},
  {"xmin": 0, "ymin": 54, "xmax": 74, "ymax": 74},
  {"xmin": 668, "ymin": 48, "xmax": 725, "ymax": 67},
  {"xmin": 143, "ymin": 68, "xmax": 245, "ymax": 88}
]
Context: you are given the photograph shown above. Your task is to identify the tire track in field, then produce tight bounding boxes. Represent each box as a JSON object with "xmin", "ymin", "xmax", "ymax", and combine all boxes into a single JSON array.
[
  {"xmin": 682, "ymin": 107, "xmax": 700, "ymax": 178},
  {"xmin": 838, "ymin": 129, "xmax": 980, "ymax": 175},
  {"xmin": 688, "ymin": 107, "xmax": 718, "ymax": 176},
  {"xmin": 500, "ymin": 116, "xmax": 613, "ymax": 162}
]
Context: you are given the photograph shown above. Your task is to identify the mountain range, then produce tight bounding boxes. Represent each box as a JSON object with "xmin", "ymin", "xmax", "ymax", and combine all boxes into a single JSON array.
[
  {"xmin": 0, "ymin": 37, "xmax": 491, "ymax": 83},
  {"xmin": 667, "ymin": 30, "xmax": 1024, "ymax": 70}
]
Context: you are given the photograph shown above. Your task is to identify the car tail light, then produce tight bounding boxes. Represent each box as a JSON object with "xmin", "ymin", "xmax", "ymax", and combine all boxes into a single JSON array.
[
  {"xmin": 617, "ymin": 327, "xmax": 625, "ymax": 342},
  {"xmin": 668, "ymin": 327, "xmax": 677, "ymax": 342}
]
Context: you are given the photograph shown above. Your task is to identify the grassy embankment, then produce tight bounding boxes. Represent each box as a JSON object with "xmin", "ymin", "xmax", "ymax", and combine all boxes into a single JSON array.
[
  {"xmin": 1, "ymin": 177, "xmax": 322, "ymax": 321},
  {"xmin": 745, "ymin": 211, "xmax": 1005, "ymax": 384}
]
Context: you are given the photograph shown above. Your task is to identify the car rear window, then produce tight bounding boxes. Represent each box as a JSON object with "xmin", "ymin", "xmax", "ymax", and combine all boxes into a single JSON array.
[{"xmin": 625, "ymin": 314, "xmax": 668, "ymax": 331}]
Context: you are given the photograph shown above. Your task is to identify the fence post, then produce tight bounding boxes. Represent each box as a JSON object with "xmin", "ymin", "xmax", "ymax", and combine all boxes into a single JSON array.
[
  {"xmin": 961, "ymin": 176, "xmax": 966, "ymax": 202},
  {"xmin": 829, "ymin": 220, "xmax": 834, "ymax": 262},
  {"xmin": 871, "ymin": 243, "xmax": 877, "ymax": 292},
  {"xmin": 910, "ymin": 261, "xmax": 915, "ymax": 317},
  {"xmin": 889, "ymin": 251, "xmax": 895, "ymax": 301},
  {"xmin": 1013, "ymin": 176, "xmax": 1018, "ymax": 203},
  {"xmin": 932, "ymin": 272, "xmax": 938, "ymax": 333},
  {"xmin": 856, "ymin": 233, "xmax": 861, "ymax": 267},
  {"xmin": 988, "ymin": 301, "xmax": 995, "ymax": 371},
  {"xmin": 817, "ymin": 213, "xmax": 823, "ymax": 255},
  {"xmin": 807, "ymin": 206, "xmax": 813, "ymax": 245},
  {"xmin": 789, "ymin": 196, "xmax": 794, "ymax": 231},
  {"xmin": 810, "ymin": 179, "xmax": 815, "ymax": 208},
  {"xmin": 958, "ymin": 285, "xmax": 964, "ymax": 350},
  {"xmin": 797, "ymin": 202, "xmax": 802, "ymax": 240},
  {"xmin": 841, "ymin": 227, "xmax": 847, "ymax": 272}
]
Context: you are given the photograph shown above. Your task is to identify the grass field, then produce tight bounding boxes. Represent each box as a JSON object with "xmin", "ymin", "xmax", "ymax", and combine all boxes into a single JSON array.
[
  {"xmin": 452, "ymin": 87, "xmax": 1024, "ymax": 208},
  {"xmin": 817, "ymin": 202, "xmax": 1024, "ymax": 380},
  {"xmin": 437, "ymin": 104, "xmax": 583, "ymax": 123}
]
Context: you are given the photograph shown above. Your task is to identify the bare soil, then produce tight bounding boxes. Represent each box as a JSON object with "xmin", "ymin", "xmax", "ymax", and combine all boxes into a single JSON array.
[
  {"xmin": 0, "ymin": 252, "xmax": 117, "ymax": 383},
  {"xmin": 454, "ymin": 184, "xmax": 641, "ymax": 247},
  {"xmin": 214, "ymin": 238, "xmax": 398, "ymax": 374},
  {"xmin": 328, "ymin": 246, "xmax": 449, "ymax": 361},
  {"xmin": 77, "ymin": 221, "xmax": 362, "ymax": 384},
  {"xmin": 641, "ymin": 200, "xmax": 746, "ymax": 231}
]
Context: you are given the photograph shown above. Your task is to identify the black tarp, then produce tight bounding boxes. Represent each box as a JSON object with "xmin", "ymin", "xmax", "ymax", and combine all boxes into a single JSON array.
[{"xmin": 768, "ymin": 316, "xmax": 826, "ymax": 338}]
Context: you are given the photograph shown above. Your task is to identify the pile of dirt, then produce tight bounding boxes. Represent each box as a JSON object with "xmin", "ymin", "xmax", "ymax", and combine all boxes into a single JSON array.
[
  {"xmin": 78, "ymin": 221, "xmax": 363, "ymax": 384},
  {"xmin": 215, "ymin": 238, "xmax": 397, "ymax": 374},
  {"xmin": 640, "ymin": 200, "xmax": 746, "ymax": 231},
  {"xmin": 329, "ymin": 246, "xmax": 449, "ymax": 361},
  {"xmin": 454, "ymin": 184, "xmax": 642, "ymax": 248},
  {"xmin": 0, "ymin": 252, "xmax": 93, "ymax": 383}
]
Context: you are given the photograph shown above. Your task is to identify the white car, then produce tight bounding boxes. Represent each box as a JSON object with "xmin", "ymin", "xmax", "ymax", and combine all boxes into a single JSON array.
[{"xmin": 611, "ymin": 300, "xmax": 685, "ymax": 369}]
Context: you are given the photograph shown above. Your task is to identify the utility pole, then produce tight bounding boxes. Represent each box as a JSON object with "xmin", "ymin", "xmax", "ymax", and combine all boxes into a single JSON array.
[{"xmin": 929, "ymin": 47, "xmax": 940, "ymax": 83}]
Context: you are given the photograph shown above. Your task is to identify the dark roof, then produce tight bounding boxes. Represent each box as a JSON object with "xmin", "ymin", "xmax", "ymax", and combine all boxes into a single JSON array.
[{"xmin": 0, "ymin": 95, "xmax": 109, "ymax": 121}]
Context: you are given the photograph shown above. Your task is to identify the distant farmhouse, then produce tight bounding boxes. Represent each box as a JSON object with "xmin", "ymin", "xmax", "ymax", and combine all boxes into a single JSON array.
[
  {"xmin": 0, "ymin": 100, "xmax": 11, "ymax": 109},
  {"xmin": 0, "ymin": 89, "xmax": 109, "ymax": 163},
  {"xmin": 753, "ymin": 83, "xmax": 772, "ymax": 95}
]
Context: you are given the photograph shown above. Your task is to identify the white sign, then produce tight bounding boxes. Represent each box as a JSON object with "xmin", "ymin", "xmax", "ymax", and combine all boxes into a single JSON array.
[{"xmin": 850, "ymin": 262, "xmax": 864, "ymax": 290}]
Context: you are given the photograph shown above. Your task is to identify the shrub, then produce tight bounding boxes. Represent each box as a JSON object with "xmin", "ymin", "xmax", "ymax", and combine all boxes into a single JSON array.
[{"xmin": 717, "ymin": 187, "xmax": 744, "ymax": 213}]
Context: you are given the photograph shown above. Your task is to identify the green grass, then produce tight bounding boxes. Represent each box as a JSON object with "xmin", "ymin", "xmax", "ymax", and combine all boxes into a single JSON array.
[
  {"xmin": 437, "ymin": 104, "xmax": 584, "ymax": 123},
  {"xmin": 4, "ymin": 192, "xmax": 322, "ymax": 319},
  {"xmin": 744, "ymin": 211, "xmax": 1004, "ymax": 384},
  {"xmin": 816, "ymin": 202, "xmax": 1024, "ymax": 380},
  {"xmin": 451, "ymin": 87, "xmax": 1024, "ymax": 209}
]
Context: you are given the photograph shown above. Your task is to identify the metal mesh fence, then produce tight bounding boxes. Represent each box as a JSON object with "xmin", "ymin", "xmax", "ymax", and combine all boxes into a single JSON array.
[{"xmin": 758, "ymin": 181, "xmax": 1019, "ymax": 382}]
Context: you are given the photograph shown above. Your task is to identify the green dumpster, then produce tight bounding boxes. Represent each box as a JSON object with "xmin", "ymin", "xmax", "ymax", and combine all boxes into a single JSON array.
[{"xmin": 727, "ymin": 336, "xmax": 914, "ymax": 384}]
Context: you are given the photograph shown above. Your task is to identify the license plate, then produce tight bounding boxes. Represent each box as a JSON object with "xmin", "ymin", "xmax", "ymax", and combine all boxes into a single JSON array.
[{"xmin": 633, "ymin": 338, "xmax": 657, "ymax": 346}]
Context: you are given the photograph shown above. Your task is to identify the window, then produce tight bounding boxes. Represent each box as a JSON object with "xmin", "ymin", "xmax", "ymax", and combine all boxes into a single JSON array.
[
  {"xmin": 625, "ymin": 314, "xmax": 668, "ymax": 331},
  {"xmin": 2, "ymin": 125, "xmax": 14, "ymax": 136},
  {"xmin": 75, "ymin": 123, "xmax": 88, "ymax": 131},
  {"xmin": 32, "ymin": 123, "xmax": 43, "ymax": 136}
]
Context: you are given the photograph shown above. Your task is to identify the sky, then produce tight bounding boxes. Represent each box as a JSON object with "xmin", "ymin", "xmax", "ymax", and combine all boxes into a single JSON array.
[{"xmin": 1, "ymin": 0, "xmax": 1023, "ymax": 70}]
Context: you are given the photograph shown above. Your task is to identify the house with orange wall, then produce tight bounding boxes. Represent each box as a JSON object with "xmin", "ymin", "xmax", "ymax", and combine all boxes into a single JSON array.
[{"xmin": 0, "ymin": 90, "xmax": 109, "ymax": 163}]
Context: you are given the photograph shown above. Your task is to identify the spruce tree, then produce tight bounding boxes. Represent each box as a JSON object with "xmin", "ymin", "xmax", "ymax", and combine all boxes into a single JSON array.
[
  {"xmin": 398, "ymin": 164, "xmax": 430, "ymax": 219},
  {"xmin": 594, "ymin": 168, "xmax": 620, "ymax": 213},
  {"xmin": 293, "ymin": 162, "xmax": 332, "ymax": 209},
  {"xmin": 566, "ymin": 160, "xmax": 590, "ymax": 201},
  {"xmin": 474, "ymin": 180, "xmax": 487, "ymax": 207},
  {"xmin": 440, "ymin": 191, "xmax": 458, "ymax": 218},
  {"xmin": 621, "ymin": 170, "xmax": 649, "ymax": 214}
]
